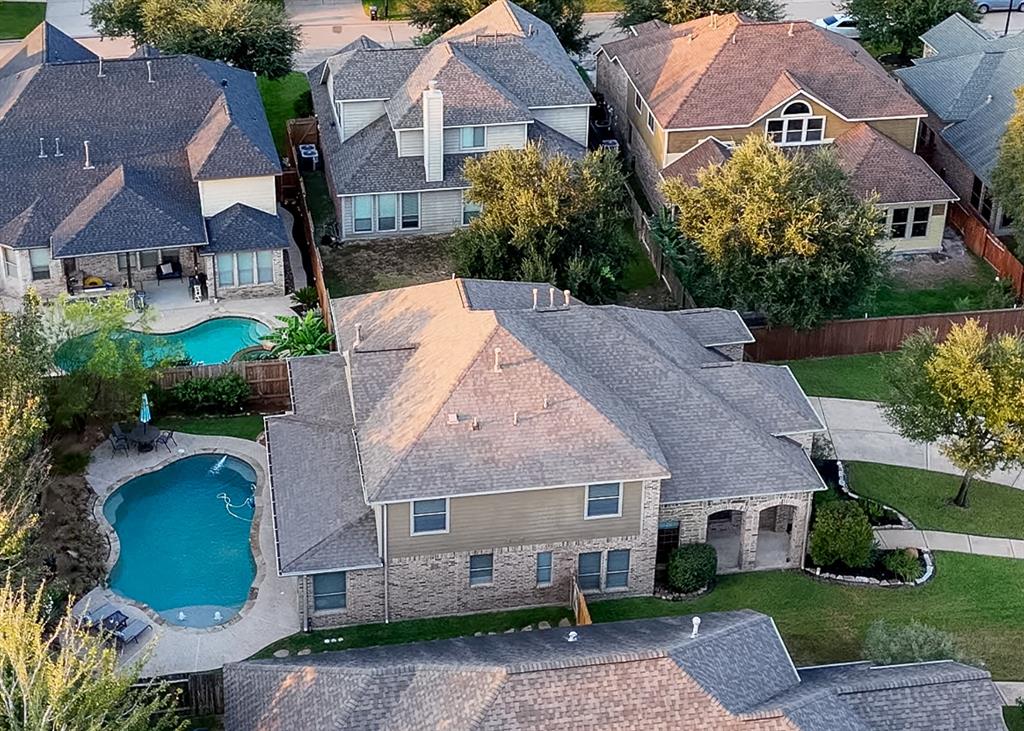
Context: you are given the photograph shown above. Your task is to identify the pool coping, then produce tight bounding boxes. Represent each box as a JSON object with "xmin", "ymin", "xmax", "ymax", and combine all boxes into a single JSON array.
[{"xmin": 89, "ymin": 438, "xmax": 271, "ymax": 634}]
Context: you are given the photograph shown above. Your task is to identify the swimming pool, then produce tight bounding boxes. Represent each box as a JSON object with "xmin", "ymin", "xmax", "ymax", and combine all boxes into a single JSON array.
[
  {"xmin": 58, "ymin": 317, "xmax": 270, "ymax": 369},
  {"xmin": 103, "ymin": 454, "xmax": 257, "ymax": 628}
]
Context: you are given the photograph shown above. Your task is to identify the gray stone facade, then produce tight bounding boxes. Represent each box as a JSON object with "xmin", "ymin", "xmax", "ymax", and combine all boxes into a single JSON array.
[
  {"xmin": 202, "ymin": 249, "xmax": 286, "ymax": 300},
  {"xmin": 303, "ymin": 567, "xmax": 386, "ymax": 630}
]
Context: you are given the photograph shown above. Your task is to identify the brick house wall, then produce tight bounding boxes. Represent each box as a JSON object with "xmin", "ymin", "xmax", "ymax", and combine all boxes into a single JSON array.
[
  {"xmin": 202, "ymin": 249, "xmax": 286, "ymax": 300},
  {"xmin": 303, "ymin": 567, "xmax": 386, "ymax": 630},
  {"xmin": 919, "ymin": 114, "xmax": 975, "ymax": 211}
]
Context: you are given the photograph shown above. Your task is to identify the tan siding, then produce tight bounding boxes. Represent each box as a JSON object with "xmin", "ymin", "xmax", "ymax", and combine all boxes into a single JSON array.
[
  {"xmin": 387, "ymin": 481, "xmax": 644, "ymax": 558},
  {"xmin": 442, "ymin": 124, "xmax": 527, "ymax": 153},
  {"xmin": 867, "ymin": 118, "xmax": 918, "ymax": 151},
  {"xmin": 531, "ymin": 107, "xmax": 590, "ymax": 147},
  {"xmin": 342, "ymin": 100, "xmax": 385, "ymax": 140},
  {"xmin": 341, "ymin": 189, "xmax": 465, "ymax": 238},
  {"xmin": 880, "ymin": 202, "xmax": 946, "ymax": 253},
  {"xmin": 627, "ymin": 84, "xmax": 665, "ymax": 168},
  {"xmin": 198, "ymin": 176, "xmax": 276, "ymax": 217},
  {"xmin": 397, "ymin": 129, "xmax": 423, "ymax": 158}
]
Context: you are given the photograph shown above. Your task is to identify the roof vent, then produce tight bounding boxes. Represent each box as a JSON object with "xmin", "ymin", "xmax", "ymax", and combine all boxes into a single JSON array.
[
  {"xmin": 532, "ymin": 287, "xmax": 538, "ymax": 310},
  {"xmin": 986, "ymin": 94, "xmax": 993, "ymax": 104},
  {"xmin": 690, "ymin": 616, "xmax": 701, "ymax": 638},
  {"xmin": 563, "ymin": 289, "xmax": 570, "ymax": 308},
  {"xmin": 97, "ymin": 57, "xmax": 105, "ymax": 78},
  {"xmin": 710, "ymin": 12, "xmax": 717, "ymax": 28},
  {"xmin": 82, "ymin": 141, "xmax": 94, "ymax": 170},
  {"xmin": 446, "ymin": 413, "xmax": 459, "ymax": 426},
  {"xmin": 512, "ymin": 411, "xmax": 519, "ymax": 426},
  {"xmin": 548, "ymin": 287, "xmax": 555, "ymax": 308},
  {"xmin": 37, "ymin": 137, "xmax": 47, "ymax": 159},
  {"xmin": 354, "ymin": 322, "xmax": 363, "ymax": 347},
  {"xmin": 471, "ymin": 416, "xmax": 480, "ymax": 431},
  {"xmin": 493, "ymin": 347, "xmax": 502, "ymax": 373},
  {"xmin": 542, "ymin": 394, "xmax": 549, "ymax": 409},
  {"xmin": 566, "ymin": 631, "xmax": 578, "ymax": 642},
  {"xmin": 54, "ymin": 137, "xmax": 63, "ymax": 157},
  {"xmin": 788, "ymin": 22, "xmax": 794, "ymax": 36},
  {"xmin": 221, "ymin": 79, "xmax": 228, "ymax": 87},
  {"xmin": 146, "ymin": 60, "xmax": 154, "ymax": 83}
]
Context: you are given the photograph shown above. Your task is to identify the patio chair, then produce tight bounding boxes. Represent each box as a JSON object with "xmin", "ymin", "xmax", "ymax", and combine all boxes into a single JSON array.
[
  {"xmin": 114, "ymin": 618, "xmax": 151, "ymax": 646},
  {"xmin": 76, "ymin": 602, "xmax": 119, "ymax": 630},
  {"xmin": 154, "ymin": 430, "xmax": 177, "ymax": 452},
  {"xmin": 108, "ymin": 434, "xmax": 130, "ymax": 458}
]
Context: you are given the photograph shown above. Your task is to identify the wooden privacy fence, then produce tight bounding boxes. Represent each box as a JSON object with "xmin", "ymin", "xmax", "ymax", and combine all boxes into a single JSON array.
[
  {"xmin": 147, "ymin": 670, "xmax": 225, "ymax": 718},
  {"xmin": 154, "ymin": 360, "xmax": 291, "ymax": 410},
  {"xmin": 570, "ymin": 578, "xmax": 592, "ymax": 626},
  {"xmin": 745, "ymin": 307, "xmax": 1024, "ymax": 361},
  {"xmin": 626, "ymin": 189, "xmax": 690, "ymax": 309},
  {"xmin": 948, "ymin": 202, "xmax": 1024, "ymax": 296}
]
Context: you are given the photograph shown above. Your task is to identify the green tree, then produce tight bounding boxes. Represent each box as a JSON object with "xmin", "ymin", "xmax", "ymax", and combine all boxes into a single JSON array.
[
  {"xmin": 884, "ymin": 319, "xmax": 1024, "ymax": 507},
  {"xmin": 992, "ymin": 86, "xmax": 1024, "ymax": 233},
  {"xmin": 841, "ymin": 0, "xmax": 978, "ymax": 59},
  {"xmin": 451, "ymin": 144, "xmax": 629, "ymax": 302},
  {"xmin": 616, "ymin": 0, "xmax": 782, "ymax": 30},
  {"xmin": 661, "ymin": 136, "xmax": 886, "ymax": 328},
  {"xmin": 0, "ymin": 294, "xmax": 52, "ymax": 581},
  {"xmin": 90, "ymin": 0, "xmax": 299, "ymax": 78},
  {"xmin": 262, "ymin": 312, "xmax": 334, "ymax": 357},
  {"xmin": 407, "ymin": 0, "xmax": 590, "ymax": 55},
  {"xmin": 808, "ymin": 500, "xmax": 875, "ymax": 569},
  {"xmin": 0, "ymin": 581, "xmax": 183, "ymax": 731}
]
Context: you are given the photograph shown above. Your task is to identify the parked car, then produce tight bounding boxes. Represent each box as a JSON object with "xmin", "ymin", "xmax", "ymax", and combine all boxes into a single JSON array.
[
  {"xmin": 814, "ymin": 14, "xmax": 860, "ymax": 38},
  {"xmin": 975, "ymin": 0, "xmax": 1023, "ymax": 12}
]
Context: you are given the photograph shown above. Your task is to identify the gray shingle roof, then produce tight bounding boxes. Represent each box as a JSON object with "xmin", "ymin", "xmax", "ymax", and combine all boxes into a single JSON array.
[
  {"xmin": 0, "ymin": 31, "xmax": 281, "ymax": 255},
  {"xmin": 223, "ymin": 611, "xmax": 1007, "ymax": 731},
  {"xmin": 896, "ymin": 21, "xmax": 1024, "ymax": 183},
  {"xmin": 205, "ymin": 203, "xmax": 289, "ymax": 254}
]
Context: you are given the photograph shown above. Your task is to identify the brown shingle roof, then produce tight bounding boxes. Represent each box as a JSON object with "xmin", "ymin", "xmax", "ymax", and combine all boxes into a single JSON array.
[
  {"xmin": 601, "ymin": 14, "xmax": 924, "ymax": 129},
  {"xmin": 662, "ymin": 136, "xmax": 732, "ymax": 185}
]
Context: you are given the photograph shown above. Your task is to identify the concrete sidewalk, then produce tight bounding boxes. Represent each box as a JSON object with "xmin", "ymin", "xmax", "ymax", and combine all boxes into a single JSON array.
[
  {"xmin": 875, "ymin": 528, "xmax": 1024, "ymax": 560},
  {"xmin": 813, "ymin": 397, "xmax": 1024, "ymax": 490},
  {"xmin": 997, "ymin": 681, "xmax": 1024, "ymax": 705}
]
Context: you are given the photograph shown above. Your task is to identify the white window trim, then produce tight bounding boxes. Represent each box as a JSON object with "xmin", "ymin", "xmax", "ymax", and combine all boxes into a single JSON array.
[
  {"xmin": 217, "ymin": 251, "xmax": 275, "ymax": 288},
  {"xmin": 2, "ymin": 248, "xmax": 19, "ymax": 280},
  {"xmin": 765, "ymin": 103, "xmax": 827, "ymax": 147},
  {"xmin": 633, "ymin": 88, "xmax": 642, "ymax": 112},
  {"xmin": 461, "ymin": 190, "xmax": 482, "ymax": 227},
  {"xmin": 577, "ymin": 551, "xmax": 603, "ymax": 592},
  {"xmin": 400, "ymin": 192, "xmax": 421, "ymax": 231},
  {"xmin": 578, "ymin": 549, "xmax": 631, "ymax": 594},
  {"xmin": 28, "ymin": 248, "xmax": 50, "ymax": 281},
  {"xmin": 376, "ymin": 193, "xmax": 398, "ymax": 232},
  {"xmin": 311, "ymin": 571, "xmax": 348, "ymax": 613},
  {"xmin": 469, "ymin": 553, "xmax": 494, "ymax": 587},
  {"xmin": 646, "ymin": 110, "xmax": 655, "ymax": 134},
  {"xmin": 460, "ymin": 126, "xmax": 487, "ymax": 151},
  {"xmin": 584, "ymin": 482, "xmax": 623, "ymax": 520},
  {"xmin": 885, "ymin": 205, "xmax": 931, "ymax": 241},
  {"xmin": 409, "ymin": 497, "xmax": 449, "ymax": 536},
  {"xmin": 353, "ymin": 195, "xmax": 375, "ymax": 233},
  {"xmin": 536, "ymin": 551, "xmax": 553, "ymax": 587}
]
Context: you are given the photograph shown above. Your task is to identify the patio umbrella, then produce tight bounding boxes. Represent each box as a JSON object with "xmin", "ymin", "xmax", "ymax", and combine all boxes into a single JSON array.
[{"xmin": 139, "ymin": 393, "xmax": 151, "ymax": 424}]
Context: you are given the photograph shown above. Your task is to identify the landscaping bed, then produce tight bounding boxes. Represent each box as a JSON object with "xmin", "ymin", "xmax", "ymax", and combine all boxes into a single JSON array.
[
  {"xmin": 846, "ymin": 461, "xmax": 1024, "ymax": 541},
  {"xmin": 783, "ymin": 353, "xmax": 890, "ymax": 401}
]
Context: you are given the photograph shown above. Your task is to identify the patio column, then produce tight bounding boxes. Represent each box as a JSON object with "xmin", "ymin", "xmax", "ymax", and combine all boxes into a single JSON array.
[{"xmin": 739, "ymin": 509, "xmax": 759, "ymax": 571}]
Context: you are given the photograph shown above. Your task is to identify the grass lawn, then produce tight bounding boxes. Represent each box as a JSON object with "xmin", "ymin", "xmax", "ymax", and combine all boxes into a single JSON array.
[
  {"xmin": 320, "ymin": 233, "xmax": 453, "ymax": 297},
  {"xmin": 868, "ymin": 255, "xmax": 998, "ymax": 317},
  {"xmin": 584, "ymin": 0, "xmax": 623, "ymax": 10},
  {"xmin": 1006, "ymin": 706, "xmax": 1024, "ymax": 731},
  {"xmin": 156, "ymin": 414, "xmax": 266, "ymax": 441},
  {"xmin": 0, "ymin": 2, "xmax": 46, "ymax": 40},
  {"xmin": 847, "ymin": 462, "xmax": 1024, "ymax": 540},
  {"xmin": 254, "ymin": 605, "xmax": 572, "ymax": 658},
  {"xmin": 590, "ymin": 552, "xmax": 1024, "ymax": 679},
  {"xmin": 361, "ymin": 0, "xmax": 409, "ymax": 17},
  {"xmin": 257, "ymin": 72, "xmax": 311, "ymax": 154},
  {"xmin": 783, "ymin": 353, "xmax": 890, "ymax": 401}
]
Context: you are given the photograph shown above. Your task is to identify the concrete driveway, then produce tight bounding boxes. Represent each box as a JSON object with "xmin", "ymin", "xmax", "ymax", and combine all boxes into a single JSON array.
[{"xmin": 813, "ymin": 397, "xmax": 1024, "ymax": 490}]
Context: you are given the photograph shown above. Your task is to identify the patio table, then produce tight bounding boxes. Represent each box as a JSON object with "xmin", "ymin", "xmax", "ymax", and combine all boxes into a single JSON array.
[
  {"xmin": 102, "ymin": 610, "xmax": 129, "ymax": 633},
  {"xmin": 128, "ymin": 423, "xmax": 160, "ymax": 453}
]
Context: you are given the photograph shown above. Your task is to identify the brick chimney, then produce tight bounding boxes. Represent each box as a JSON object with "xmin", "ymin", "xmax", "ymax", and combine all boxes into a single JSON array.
[{"xmin": 422, "ymin": 80, "xmax": 444, "ymax": 182}]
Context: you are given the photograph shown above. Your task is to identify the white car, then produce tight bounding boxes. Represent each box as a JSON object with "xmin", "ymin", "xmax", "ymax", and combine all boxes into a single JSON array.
[{"xmin": 814, "ymin": 14, "xmax": 861, "ymax": 39}]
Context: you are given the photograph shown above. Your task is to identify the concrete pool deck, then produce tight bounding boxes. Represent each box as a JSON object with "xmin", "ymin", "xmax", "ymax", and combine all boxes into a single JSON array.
[
  {"xmin": 143, "ymin": 293, "xmax": 297, "ymax": 334},
  {"xmin": 77, "ymin": 433, "xmax": 300, "ymax": 677}
]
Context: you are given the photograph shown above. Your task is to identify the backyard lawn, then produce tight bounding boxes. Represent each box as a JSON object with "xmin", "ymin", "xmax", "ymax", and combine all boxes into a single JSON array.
[
  {"xmin": 867, "ymin": 253, "xmax": 1001, "ymax": 317},
  {"xmin": 256, "ymin": 72, "xmax": 311, "ymax": 154},
  {"xmin": 1006, "ymin": 706, "xmax": 1024, "ymax": 731},
  {"xmin": 783, "ymin": 353, "xmax": 890, "ymax": 401},
  {"xmin": 156, "ymin": 414, "xmax": 266, "ymax": 441},
  {"xmin": 0, "ymin": 2, "xmax": 46, "ymax": 39},
  {"xmin": 847, "ymin": 462, "xmax": 1024, "ymax": 540}
]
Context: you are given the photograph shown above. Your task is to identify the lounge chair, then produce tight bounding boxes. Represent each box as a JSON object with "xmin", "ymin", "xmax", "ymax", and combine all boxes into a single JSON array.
[
  {"xmin": 77, "ymin": 602, "xmax": 119, "ymax": 629},
  {"xmin": 154, "ymin": 430, "xmax": 176, "ymax": 452},
  {"xmin": 114, "ymin": 618, "xmax": 151, "ymax": 646},
  {"xmin": 155, "ymin": 261, "xmax": 182, "ymax": 284}
]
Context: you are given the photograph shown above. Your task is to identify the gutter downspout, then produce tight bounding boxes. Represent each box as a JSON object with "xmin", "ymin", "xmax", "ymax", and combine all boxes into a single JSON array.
[{"xmin": 383, "ymin": 504, "xmax": 390, "ymax": 624}]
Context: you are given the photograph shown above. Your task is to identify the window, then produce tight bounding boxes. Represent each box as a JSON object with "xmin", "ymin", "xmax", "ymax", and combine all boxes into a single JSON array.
[
  {"xmin": 469, "ymin": 553, "xmax": 493, "ymax": 586},
  {"xmin": 462, "ymin": 194, "xmax": 482, "ymax": 226},
  {"xmin": 910, "ymin": 206, "xmax": 930, "ymax": 238},
  {"xmin": 766, "ymin": 101, "xmax": 825, "ymax": 145},
  {"xmin": 377, "ymin": 194, "xmax": 397, "ymax": 231},
  {"xmin": 1000, "ymin": 207, "xmax": 1014, "ymax": 230},
  {"xmin": 971, "ymin": 176, "xmax": 994, "ymax": 222},
  {"xmin": 605, "ymin": 549, "xmax": 630, "ymax": 589},
  {"xmin": 460, "ymin": 126, "xmax": 486, "ymax": 150},
  {"xmin": 536, "ymin": 551, "xmax": 553, "ymax": 586},
  {"xmin": 646, "ymin": 110, "xmax": 655, "ymax": 133},
  {"xmin": 585, "ymin": 482, "xmax": 622, "ymax": 518},
  {"xmin": 411, "ymin": 498, "xmax": 448, "ymax": 534},
  {"xmin": 138, "ymin": 250, "xmax": 160, "ymax": 268},
  {"xmin": 237, "ymin": 251, "xmax": 255, "ymax": 285},
  {"xmin": 401, "ymin": 193, "xmax": 419, "ymax": 229},
  {"xmin": 2, "ymin": 248, "xmax": 17, "ymax": 278},
  {"xmin": 216, "ymin": 253, "xmax": 234, "ymax": 287},
  {"xmin": 353, "ymin": 195, "xmax": 373, "ymax": 233},
  {"xmin": 578, "ymin": 552, "xmax": 601, "ymax": 590},
  {"xmin": 117, "ymin": 253, "xmax": 130, "ymax": 271},
  {"xmin": 256, "ymin": 251, "xmax": 274, "ymax": 283},
  {"xmin": 888, "ymin": 206, "xmax": 931, "ymax": 240},
  {"xmin": 312, "ymin": 572, "xmax": 347, "ymax": 611},
  {"xmin": 634, "ymin": 90, "xmax": 642, "ymax": 112},
  {"xmin": 29, "ymin": 249, "xmax": 49, "ymax": 281}
]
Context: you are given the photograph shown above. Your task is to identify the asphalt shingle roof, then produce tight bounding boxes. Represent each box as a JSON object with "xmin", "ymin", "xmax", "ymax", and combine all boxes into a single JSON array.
[
  {"xmin": 600, "ymin": 14, "xmax": 922, "ymax": 129},
  {"xmin": 223, "ymin": 611, "xmax": 1007, "ymax": 730},
  {"xmin": 896, "ymin": 27, "xmax": 1024, "ymax": 182},
  {"xmin": 0, "ymin": 28, "xmax": 281, "ymax": 255},
  {"xmin": 205, "ymin": 203, "xmax": 289, "ymax": 253}
]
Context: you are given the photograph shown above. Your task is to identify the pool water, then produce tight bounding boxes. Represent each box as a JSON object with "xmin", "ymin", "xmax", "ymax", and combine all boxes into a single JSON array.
[
  {"xmin": 58, "ymin": 317, "xmax": 270, "ymax": 369},
  {"xmin": 103, "ymin": 454, "xmax": 257, "ymax": 628}
]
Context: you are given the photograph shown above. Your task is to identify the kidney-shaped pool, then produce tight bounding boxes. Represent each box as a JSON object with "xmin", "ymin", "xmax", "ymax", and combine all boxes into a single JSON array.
[{"xmin": 103, "ymin": 454, "xmax": 257, "ymax": 628}]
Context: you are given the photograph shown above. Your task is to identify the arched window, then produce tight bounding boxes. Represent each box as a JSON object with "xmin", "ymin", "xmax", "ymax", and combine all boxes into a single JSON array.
[{"xmin": 782, "ymin": 101, "xmax": 811, "ymax": 116}]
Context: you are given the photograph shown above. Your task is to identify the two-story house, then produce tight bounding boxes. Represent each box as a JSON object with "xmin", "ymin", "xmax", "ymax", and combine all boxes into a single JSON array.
[
  {"xmin": 265, "ymin": 278, "xmax": 824, "ymax": 630},
  {"xmin": 896, "ymin": 13, "xmax": 1024, "ymax": 238},
  {"xmin": 0, "ymin": 23, "xmax": 288, "ymax": 301},
  {"xmin": 307, "ymin": 0, "xmax": 594, "ymax": 241},
  {"xmin": 596, "ymin": 14, "xmax": 958, "ymax": 253}
]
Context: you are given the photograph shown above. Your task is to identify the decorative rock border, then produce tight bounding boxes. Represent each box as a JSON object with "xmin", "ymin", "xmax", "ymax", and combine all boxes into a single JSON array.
[
  {"xmin": 653, "ymin": 585, "xmax": 710, "ymax": 601},
  {"xmin": 802, "ymin": 460, "xmax": 935, "ymax": 588}
]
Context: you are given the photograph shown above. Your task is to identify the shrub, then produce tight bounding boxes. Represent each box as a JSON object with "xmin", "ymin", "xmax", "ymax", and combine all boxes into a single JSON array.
[
  {"xmin": 809, "ymin": 501, "xmax": 875, "ymax": 569},
  {"xmin": 291, "ymin": 286, "xmax": 320, "ymax": 311},
  {"xmin": 51, "ymin": 450, "xmax": 91, "ymax": 476},
  {"xmin": 666, "ymin": 543, "xmax": 717, "ymax": 593},
  {"xmin": 882, "ymin": 549, "xmax": 923, "ymax": 582},
  {"xmin": 863, "ymin": 620, "xmax": 969, "ymax": 666},
  {"xmin": 170, "ymin": 373, "xmax": 251, "ymax": 414}
]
